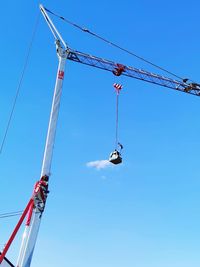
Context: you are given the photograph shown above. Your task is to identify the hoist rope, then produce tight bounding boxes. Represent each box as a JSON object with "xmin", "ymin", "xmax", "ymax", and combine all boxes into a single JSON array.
[
  {"xmin": 113, "ymin": 83, "xmax": 122, "ymax": 150},
  {"xmin": 115, "ymin": 92, "xmax": 119, "ymax": 149},
  {"xmin": 0, "ymin": 12, "xmax": 40, "ymax": 155},
  {"xmin": 44, "ymin": 7, "xmax": 187, "ymax": 82}
]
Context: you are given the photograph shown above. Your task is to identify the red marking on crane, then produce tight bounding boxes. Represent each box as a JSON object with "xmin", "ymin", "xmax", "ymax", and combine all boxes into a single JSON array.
[
  {"xmin": 113, "ymin": 83, "xmax": 123, "ymax": 90},
  {"xmin": 112, "ymin": 64, "xmax": 125, "ymax": 76},
  {"xmin": 26, "ymin": 200, "xmax": 34, "ymax": 226},
  {"xmin": 113, "ymin": 83, "xmax": 123, "ymax": 95},
  {"xmin": 58, "ymin": 70, "xmax": 64, "ymax": 79}
]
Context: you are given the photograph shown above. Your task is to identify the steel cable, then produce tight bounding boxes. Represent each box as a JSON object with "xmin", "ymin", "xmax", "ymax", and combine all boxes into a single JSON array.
[
  {"xmin": 0, "ymin": 211, "xmax": 23, "ymax": 219},
  {"xmin": 0, "ymin": 12, "xmax": 40, "ymax": 155},
  {"xmin": 44, "ymin": 7, "xmax": 187, "ymax": 82}
]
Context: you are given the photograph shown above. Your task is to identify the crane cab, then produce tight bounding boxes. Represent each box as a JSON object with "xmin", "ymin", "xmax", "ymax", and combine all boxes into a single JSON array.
[{"xmin": 109, "ymin": 150, "xmax": 122, "ymax": 165}]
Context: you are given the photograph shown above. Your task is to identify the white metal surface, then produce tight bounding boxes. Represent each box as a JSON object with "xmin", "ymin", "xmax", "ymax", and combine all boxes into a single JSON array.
[
  {"xmin": 16, "ymin": 42, "xmax": 67, "ymax": 267},
  {"xmin": 16, "ymin": 211, "xmax": 41, "ymax": 267},
  {"xmin": 41, "ymin": 46, "xmax": 67, "ymax": 177}
]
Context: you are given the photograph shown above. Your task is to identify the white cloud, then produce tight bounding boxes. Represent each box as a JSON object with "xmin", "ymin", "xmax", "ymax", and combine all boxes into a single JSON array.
[{"xmin": 86, "ymin": 160, "xmax": 112, "ymax": 170}]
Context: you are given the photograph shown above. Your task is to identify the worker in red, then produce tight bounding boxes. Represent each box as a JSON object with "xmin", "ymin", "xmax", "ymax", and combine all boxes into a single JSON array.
[{"xmin": 33, "ymin": 175, "xmax": 49, "ymax": 209}]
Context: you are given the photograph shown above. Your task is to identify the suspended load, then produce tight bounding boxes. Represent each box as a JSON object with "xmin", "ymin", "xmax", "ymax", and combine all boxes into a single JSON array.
[
  {"xmin": 109, "ymin": 143, "xmax": 123, "ymax": 164},
  {"xmin": 109, "ymin": 83, "xmax": 123, "ymax": 165}
]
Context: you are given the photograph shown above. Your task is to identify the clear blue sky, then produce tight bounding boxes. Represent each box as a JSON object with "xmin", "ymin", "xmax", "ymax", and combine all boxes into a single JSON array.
[{"xmin": 1, "ymin": 1, "xmax": 200, "ymax": 266}]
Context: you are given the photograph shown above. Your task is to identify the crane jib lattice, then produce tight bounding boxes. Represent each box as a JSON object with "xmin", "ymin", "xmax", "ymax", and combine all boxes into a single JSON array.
[{"xmin": 67, "ymin": 49, "xmax": 200, "ymax": 97}]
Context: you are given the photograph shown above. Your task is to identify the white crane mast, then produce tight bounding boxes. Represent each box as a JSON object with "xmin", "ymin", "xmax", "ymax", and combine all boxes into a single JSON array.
[{"xmin": 16, "ymin": 5, "xmax": 67, "ymax": 267}]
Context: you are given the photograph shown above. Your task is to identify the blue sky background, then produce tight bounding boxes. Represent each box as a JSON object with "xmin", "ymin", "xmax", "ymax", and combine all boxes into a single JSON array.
[{"xmin": 1, "ymin": 1, "xmax": 200, "ymax": 266}]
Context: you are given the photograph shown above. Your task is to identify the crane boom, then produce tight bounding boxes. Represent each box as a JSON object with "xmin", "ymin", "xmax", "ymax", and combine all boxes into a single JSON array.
[{"xmin": 67, "ymin": 49, "xmax": 200, "ymax": 97}]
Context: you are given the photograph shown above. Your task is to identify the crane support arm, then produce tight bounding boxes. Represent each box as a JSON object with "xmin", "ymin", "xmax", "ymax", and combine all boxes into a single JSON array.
[
  {"xmin": 40, "ymin": 4, "xmax": 68, "ymax": 49},
  {"xmin": 67, "ymin": 49, "xmax": 200, "ymax": 97}
]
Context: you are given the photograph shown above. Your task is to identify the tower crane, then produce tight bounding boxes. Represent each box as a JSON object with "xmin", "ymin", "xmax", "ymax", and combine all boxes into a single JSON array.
[{"xmin": 0, "ymin": 4, "xmax": 200, "ymax": 267}]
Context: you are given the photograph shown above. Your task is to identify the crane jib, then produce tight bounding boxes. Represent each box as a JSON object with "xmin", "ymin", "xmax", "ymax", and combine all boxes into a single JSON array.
[{"xmin": 67, "ymin": 50, "xmax": 200, "ymax": 97}]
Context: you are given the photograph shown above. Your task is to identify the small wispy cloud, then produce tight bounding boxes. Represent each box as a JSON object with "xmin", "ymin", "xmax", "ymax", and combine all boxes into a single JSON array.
[{"xmin": 86, "ymin": 160, "xmax": 112, "ymax": 170}]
